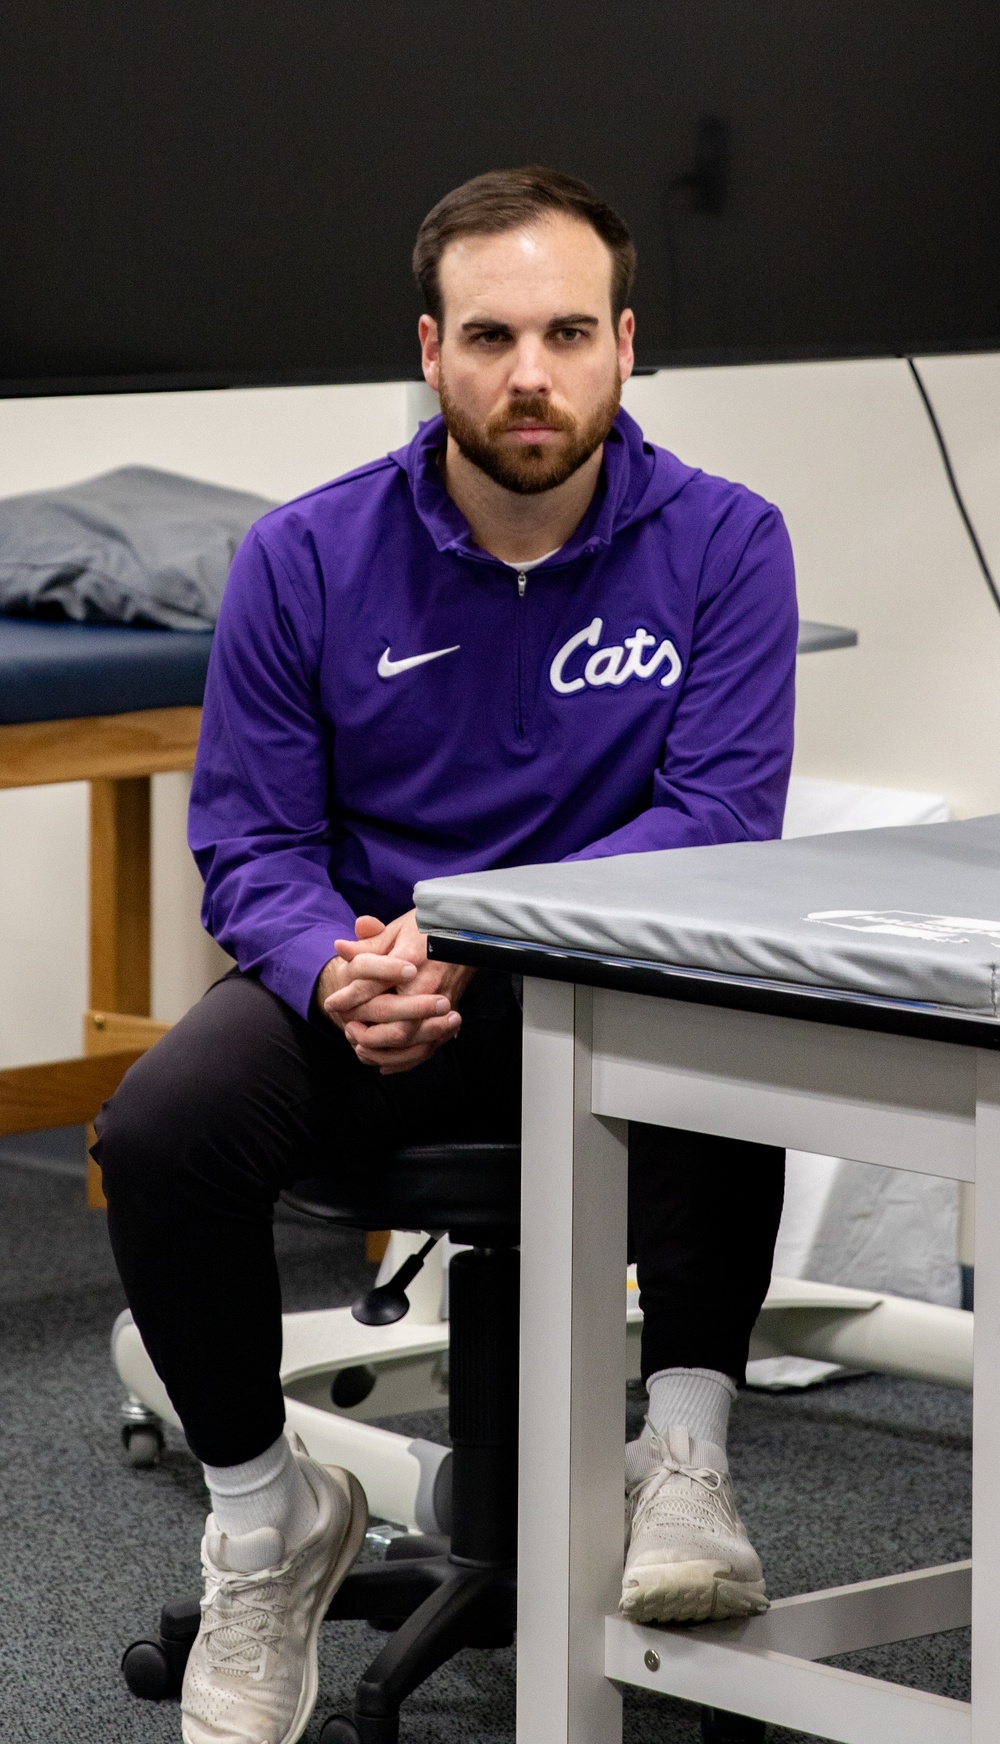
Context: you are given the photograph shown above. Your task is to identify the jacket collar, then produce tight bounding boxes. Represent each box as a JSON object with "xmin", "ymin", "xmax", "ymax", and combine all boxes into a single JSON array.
[{"xmin": 393, "ymin": 406, "xmax": 657, "ymax": 568}]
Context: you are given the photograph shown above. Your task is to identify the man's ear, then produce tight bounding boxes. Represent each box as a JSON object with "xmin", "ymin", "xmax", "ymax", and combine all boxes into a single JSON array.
[
  {"xmin": 419, "ymin": 315, "xmax": 441, "ymax": 391},
  {"xmin": 617, "ymin": 309, "xmax": 636, "ymax": 386}
]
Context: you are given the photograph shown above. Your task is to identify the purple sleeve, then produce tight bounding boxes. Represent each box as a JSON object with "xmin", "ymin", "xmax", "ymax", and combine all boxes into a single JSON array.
[
  {"xmin": 188, "ymin": 529, "xmax": 355, "ymax": 1019},
  {"xmin": 566, "ymin": 506, "xmax": 797, "ymax": 861}
]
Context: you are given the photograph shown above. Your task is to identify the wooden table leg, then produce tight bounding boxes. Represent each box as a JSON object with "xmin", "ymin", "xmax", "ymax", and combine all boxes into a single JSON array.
[
  {"xmin": 86, "ymin": 776, "xmax": 152, "ymax": 1205},
  {"xmin": 85, "ymin": 1123, "xmax": 104, "ymax": 1208},
  {"xmin": 89, "ymin": 776, "xmax": 152, "ymax": 1018}
]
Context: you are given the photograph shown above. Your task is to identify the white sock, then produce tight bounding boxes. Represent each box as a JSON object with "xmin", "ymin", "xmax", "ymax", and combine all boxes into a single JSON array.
[
  {"xmin": 643, "ymin": 1366, "xmax": 736, "ymax": 1472},
  {"xmin": 203, "ymin": 1433, "xmax": 318, "ymax": 1552}
]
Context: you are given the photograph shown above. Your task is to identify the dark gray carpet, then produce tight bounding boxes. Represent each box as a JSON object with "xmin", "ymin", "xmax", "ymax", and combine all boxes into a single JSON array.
[{"xmin": 0, "ymin": 1130, "xmax": 971, "ymax": 1742}]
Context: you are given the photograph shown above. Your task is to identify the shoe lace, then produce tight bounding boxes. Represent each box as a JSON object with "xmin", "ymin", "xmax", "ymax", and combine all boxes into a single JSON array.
[
  {"xmin": 633, "ymin": 1460, "xmax": 724, "ymax": 1523},
  {"xmin": 629, "ymin": 1426, "xmax": 736, "ymax": 1539},
  {"xmin": 201, "ymin": 1566, "xmax": 294, "ymax": 1677}
]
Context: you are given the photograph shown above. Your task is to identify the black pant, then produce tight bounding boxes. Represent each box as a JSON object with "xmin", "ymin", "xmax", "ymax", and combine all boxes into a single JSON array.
[{"xmin": 94, "ymin": 969, "xmax": 785, "ymax": 1467}]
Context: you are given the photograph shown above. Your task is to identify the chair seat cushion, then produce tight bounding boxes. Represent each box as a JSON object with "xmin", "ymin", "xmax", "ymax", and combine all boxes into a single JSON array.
[
  {"xmin": 283, "ymin": 1143, "xmax": 521, "ymax": 1245},
  {"xmin": 0, "ymin": 617, "xmax": 212, "ymax": 723}
]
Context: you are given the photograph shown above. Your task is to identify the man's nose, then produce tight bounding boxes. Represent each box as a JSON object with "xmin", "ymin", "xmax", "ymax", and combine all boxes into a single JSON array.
[{"xmin": 506, "ymin": 336, "xmax": 552, "ymax": 397}]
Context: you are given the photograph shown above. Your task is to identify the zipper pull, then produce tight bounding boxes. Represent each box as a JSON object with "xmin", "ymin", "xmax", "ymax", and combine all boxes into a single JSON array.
[{"xmin": 517, "ymin": 572, "xmax": 527, "ymax": 598}]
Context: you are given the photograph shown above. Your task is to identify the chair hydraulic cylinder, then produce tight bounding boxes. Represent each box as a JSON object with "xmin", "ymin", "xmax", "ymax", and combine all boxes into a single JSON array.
[{"xmin": 447, "ymin": 1246, "xmax": 519, "ymax": 1566}]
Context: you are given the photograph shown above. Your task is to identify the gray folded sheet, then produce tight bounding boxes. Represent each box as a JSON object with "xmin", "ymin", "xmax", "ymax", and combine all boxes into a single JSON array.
[
  {"xmin": 0, "ymin": 466, "xmax": 277, "ymax": 630},
  {"xmin": 415, "ymin": 815, "xmax": 1000, "ymax": 1016}
]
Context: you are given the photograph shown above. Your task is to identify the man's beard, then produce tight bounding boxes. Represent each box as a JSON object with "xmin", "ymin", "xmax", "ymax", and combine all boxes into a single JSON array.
[{"xmin": 438, "ymin": 375, "xmax": 622, "ymax": 495}]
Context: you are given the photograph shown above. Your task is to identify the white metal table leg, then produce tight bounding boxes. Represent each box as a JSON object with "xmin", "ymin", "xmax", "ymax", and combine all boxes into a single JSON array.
[
  {"xmin": 517, "ymin": 978, "xmax": 629, "ymax": 1744},
  {"xmin": 972, "ymin": 1050, "xmax": 1000, "ymax": 1743}
]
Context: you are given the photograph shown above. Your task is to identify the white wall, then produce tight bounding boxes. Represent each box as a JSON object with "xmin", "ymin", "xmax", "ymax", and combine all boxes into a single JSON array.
[
  {"xmin": 622, "ymin": 353, "xmax": 1000, "ymax": 819},
  {"xmin": 0, "ymin": 358, "xmax": 996, "ymax": 1067},
  {"xmin": 0, "ymin": 379, "xmax": 436, "ymax": 502},
  {"xmin": 0, "ymin": 784, "xmax": 88, "ymax": 1067}
]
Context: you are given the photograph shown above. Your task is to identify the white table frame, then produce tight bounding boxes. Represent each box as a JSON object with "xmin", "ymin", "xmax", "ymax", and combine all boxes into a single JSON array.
[{"xmin": 515, "ymin": 974, "xmax": 1000, "ymax": 1744}]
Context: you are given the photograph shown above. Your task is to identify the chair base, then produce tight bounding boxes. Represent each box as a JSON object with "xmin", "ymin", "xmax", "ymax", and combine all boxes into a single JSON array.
[
  {"xmin": 325, "ymin": 1536, "xmax": 516, "ymax": 1741},
  {"xmin": 121, "ymin": 1534, "xmax": 516, "ymax": 1743}
]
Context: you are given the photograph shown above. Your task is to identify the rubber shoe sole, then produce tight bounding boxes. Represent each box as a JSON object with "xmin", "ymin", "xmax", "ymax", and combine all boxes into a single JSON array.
[{"xmin": 620, "ymin": 1559, "xmax": 768, "ymax": 1625}]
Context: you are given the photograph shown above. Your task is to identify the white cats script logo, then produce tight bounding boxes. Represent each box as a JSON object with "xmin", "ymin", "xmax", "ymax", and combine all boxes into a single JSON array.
[{"xmin": 549, "ymin": 617, "xmax": 683, "ymax": 696}]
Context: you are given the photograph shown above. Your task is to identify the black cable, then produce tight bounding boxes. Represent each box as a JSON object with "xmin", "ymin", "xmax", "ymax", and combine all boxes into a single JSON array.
[{"xmin": 905, "ymin": 356, "xmax": 1000, "ymax": 619}]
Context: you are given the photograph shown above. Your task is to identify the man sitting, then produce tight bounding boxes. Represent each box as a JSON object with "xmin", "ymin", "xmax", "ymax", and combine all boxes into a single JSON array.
[{"xmin": 96, "ymin": 165, "xmax": 795, "ymax": 1744}]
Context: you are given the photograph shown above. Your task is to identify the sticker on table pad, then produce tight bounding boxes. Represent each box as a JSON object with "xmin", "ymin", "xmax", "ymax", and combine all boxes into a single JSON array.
[{"xmin": 806, "ymin": 909, "xmax": 1000, "ymax": 947}]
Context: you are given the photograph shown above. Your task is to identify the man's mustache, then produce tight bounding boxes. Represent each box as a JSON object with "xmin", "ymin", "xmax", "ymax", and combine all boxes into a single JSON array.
[{"xmin": 487, "ymin": 397, "xmax": 576, "ymax": 437}]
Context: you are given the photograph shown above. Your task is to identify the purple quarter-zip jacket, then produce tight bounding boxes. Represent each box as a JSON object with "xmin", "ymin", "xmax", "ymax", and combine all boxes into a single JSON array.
[{"xmin": 189, "ymin": 407, "xmax": 797, "ymax": 1018}]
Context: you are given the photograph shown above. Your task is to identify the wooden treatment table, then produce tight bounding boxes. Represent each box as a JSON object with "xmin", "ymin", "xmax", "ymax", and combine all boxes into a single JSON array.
[
  {"xmin": 0, "ymin": 619, "xmax": 211, "ymax": 1201},
  {"xmin": 418, "ymin": 815, "xmax": 1000, "ymax": 1744}
]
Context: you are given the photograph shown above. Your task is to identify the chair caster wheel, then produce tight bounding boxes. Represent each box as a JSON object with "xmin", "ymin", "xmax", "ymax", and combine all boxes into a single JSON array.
[
  {"xmin": 700, "ymin": 1712, "xmax": 766, "ymax": 1743},
  {"xmin": 319, "ymin": 1718, "xmax": 363, "ymax": 1744},
  {"xmin": 123, "ymin": 1424, "xmax": 164, "ymax": 1468},
  {"xmin": 701, "ymin": 1708, "xmax": 766, "ymax": 1742},
  {"xmin": 121, "ymin": 1639, "xmax": 174, "ymax": 1700}
]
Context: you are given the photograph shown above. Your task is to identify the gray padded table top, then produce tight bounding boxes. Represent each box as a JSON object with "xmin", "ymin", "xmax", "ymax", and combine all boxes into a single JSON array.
[{"xmin": 416, "ymin": 815, "xmax": 1000, "ymax": 1042}]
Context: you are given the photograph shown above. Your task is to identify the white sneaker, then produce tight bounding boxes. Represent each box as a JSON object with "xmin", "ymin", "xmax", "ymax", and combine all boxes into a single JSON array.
[
  {"xmin": 181, "ymin": 1450, "xmax": 368, "ymax": 1744},
  {"xmin": 620, "ymin": 1424, "xmax": 767, "ymax": 1625}
]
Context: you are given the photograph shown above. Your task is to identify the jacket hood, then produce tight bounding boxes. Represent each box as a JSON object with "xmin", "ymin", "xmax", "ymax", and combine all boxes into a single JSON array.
[{"xmin": 390, "ymin": 406, "xmax": 699, "ymax": 566}]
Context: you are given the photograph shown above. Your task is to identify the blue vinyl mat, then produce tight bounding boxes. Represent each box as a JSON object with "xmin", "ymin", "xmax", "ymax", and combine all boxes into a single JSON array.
[{"xmin": 0, "ymin": 617, "xmax": 212, "ymax": 724}]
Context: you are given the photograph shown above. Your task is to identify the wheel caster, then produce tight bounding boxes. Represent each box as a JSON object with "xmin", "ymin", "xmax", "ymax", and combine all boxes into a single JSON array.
[
  {"xmin": 701, "ymin": 1707, "xmax": 766, "ymax": 1743},
  {"xmin": 122, "ymin": 1597, "xmax": 199, "ymax": 1702},
  {"xmin": 123, "ymin": 1424, "xmax": 164, "ymax": 1467},
  {"xmin": 121, "ymin": 1639, "xmax": 174, "ymax": 1700},
  {"xmin": 330, "ymin": 1364, "xmax": 378, "ymax": 1408},
  {"xmin": 319, "ymin": 1717, "xmax": 363, "ymax": 1744}
]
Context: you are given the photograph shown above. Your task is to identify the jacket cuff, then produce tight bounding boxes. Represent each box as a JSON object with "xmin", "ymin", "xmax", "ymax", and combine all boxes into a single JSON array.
[{"xmin": 258, "ymin": 918, "xmax": 357, "ymax": 1021}]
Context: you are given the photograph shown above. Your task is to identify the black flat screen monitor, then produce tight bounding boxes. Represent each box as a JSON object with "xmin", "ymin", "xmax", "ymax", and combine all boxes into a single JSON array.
[{"xmin": 2, "ymin": 0, "xmax": 998, "ymax": 395}]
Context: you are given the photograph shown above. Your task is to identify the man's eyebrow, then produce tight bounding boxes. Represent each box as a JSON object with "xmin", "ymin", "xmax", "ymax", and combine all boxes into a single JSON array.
[{"xmin": 459, "ymin": 313, "xmax": 601, "ymax": 333}]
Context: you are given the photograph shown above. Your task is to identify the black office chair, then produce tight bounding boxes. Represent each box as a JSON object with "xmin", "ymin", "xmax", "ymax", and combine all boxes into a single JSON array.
[{"xmin": 119, "ymin": 1138, "xmax": 763, "ymax": 1744}]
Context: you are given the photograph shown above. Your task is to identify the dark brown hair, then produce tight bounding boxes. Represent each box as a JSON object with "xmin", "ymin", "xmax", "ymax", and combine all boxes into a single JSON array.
[{"xmin": 413, "ymin": 165, "xmax": 637, "ymax": 329}]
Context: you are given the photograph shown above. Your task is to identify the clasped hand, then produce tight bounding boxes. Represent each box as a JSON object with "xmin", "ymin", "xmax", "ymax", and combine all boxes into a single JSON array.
[{"xmin": 318, "ymin": 909, "xmax": 475, "ymax": 1075}]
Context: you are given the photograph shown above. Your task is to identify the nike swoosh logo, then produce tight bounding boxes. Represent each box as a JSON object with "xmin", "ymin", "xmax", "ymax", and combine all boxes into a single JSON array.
[{"xmin": 377, "ymin": 644, "xmax": 460, "ymax": 678}]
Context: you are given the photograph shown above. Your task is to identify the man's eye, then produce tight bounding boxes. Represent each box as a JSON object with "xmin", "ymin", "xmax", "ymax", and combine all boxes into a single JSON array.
[
  {"xmin": 554, "ymin": 328, "xmax": 585, "ymax": 343},
  {"xmin": 473, "ymin": 331, "xmax": 509, "ymax": 346}
]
